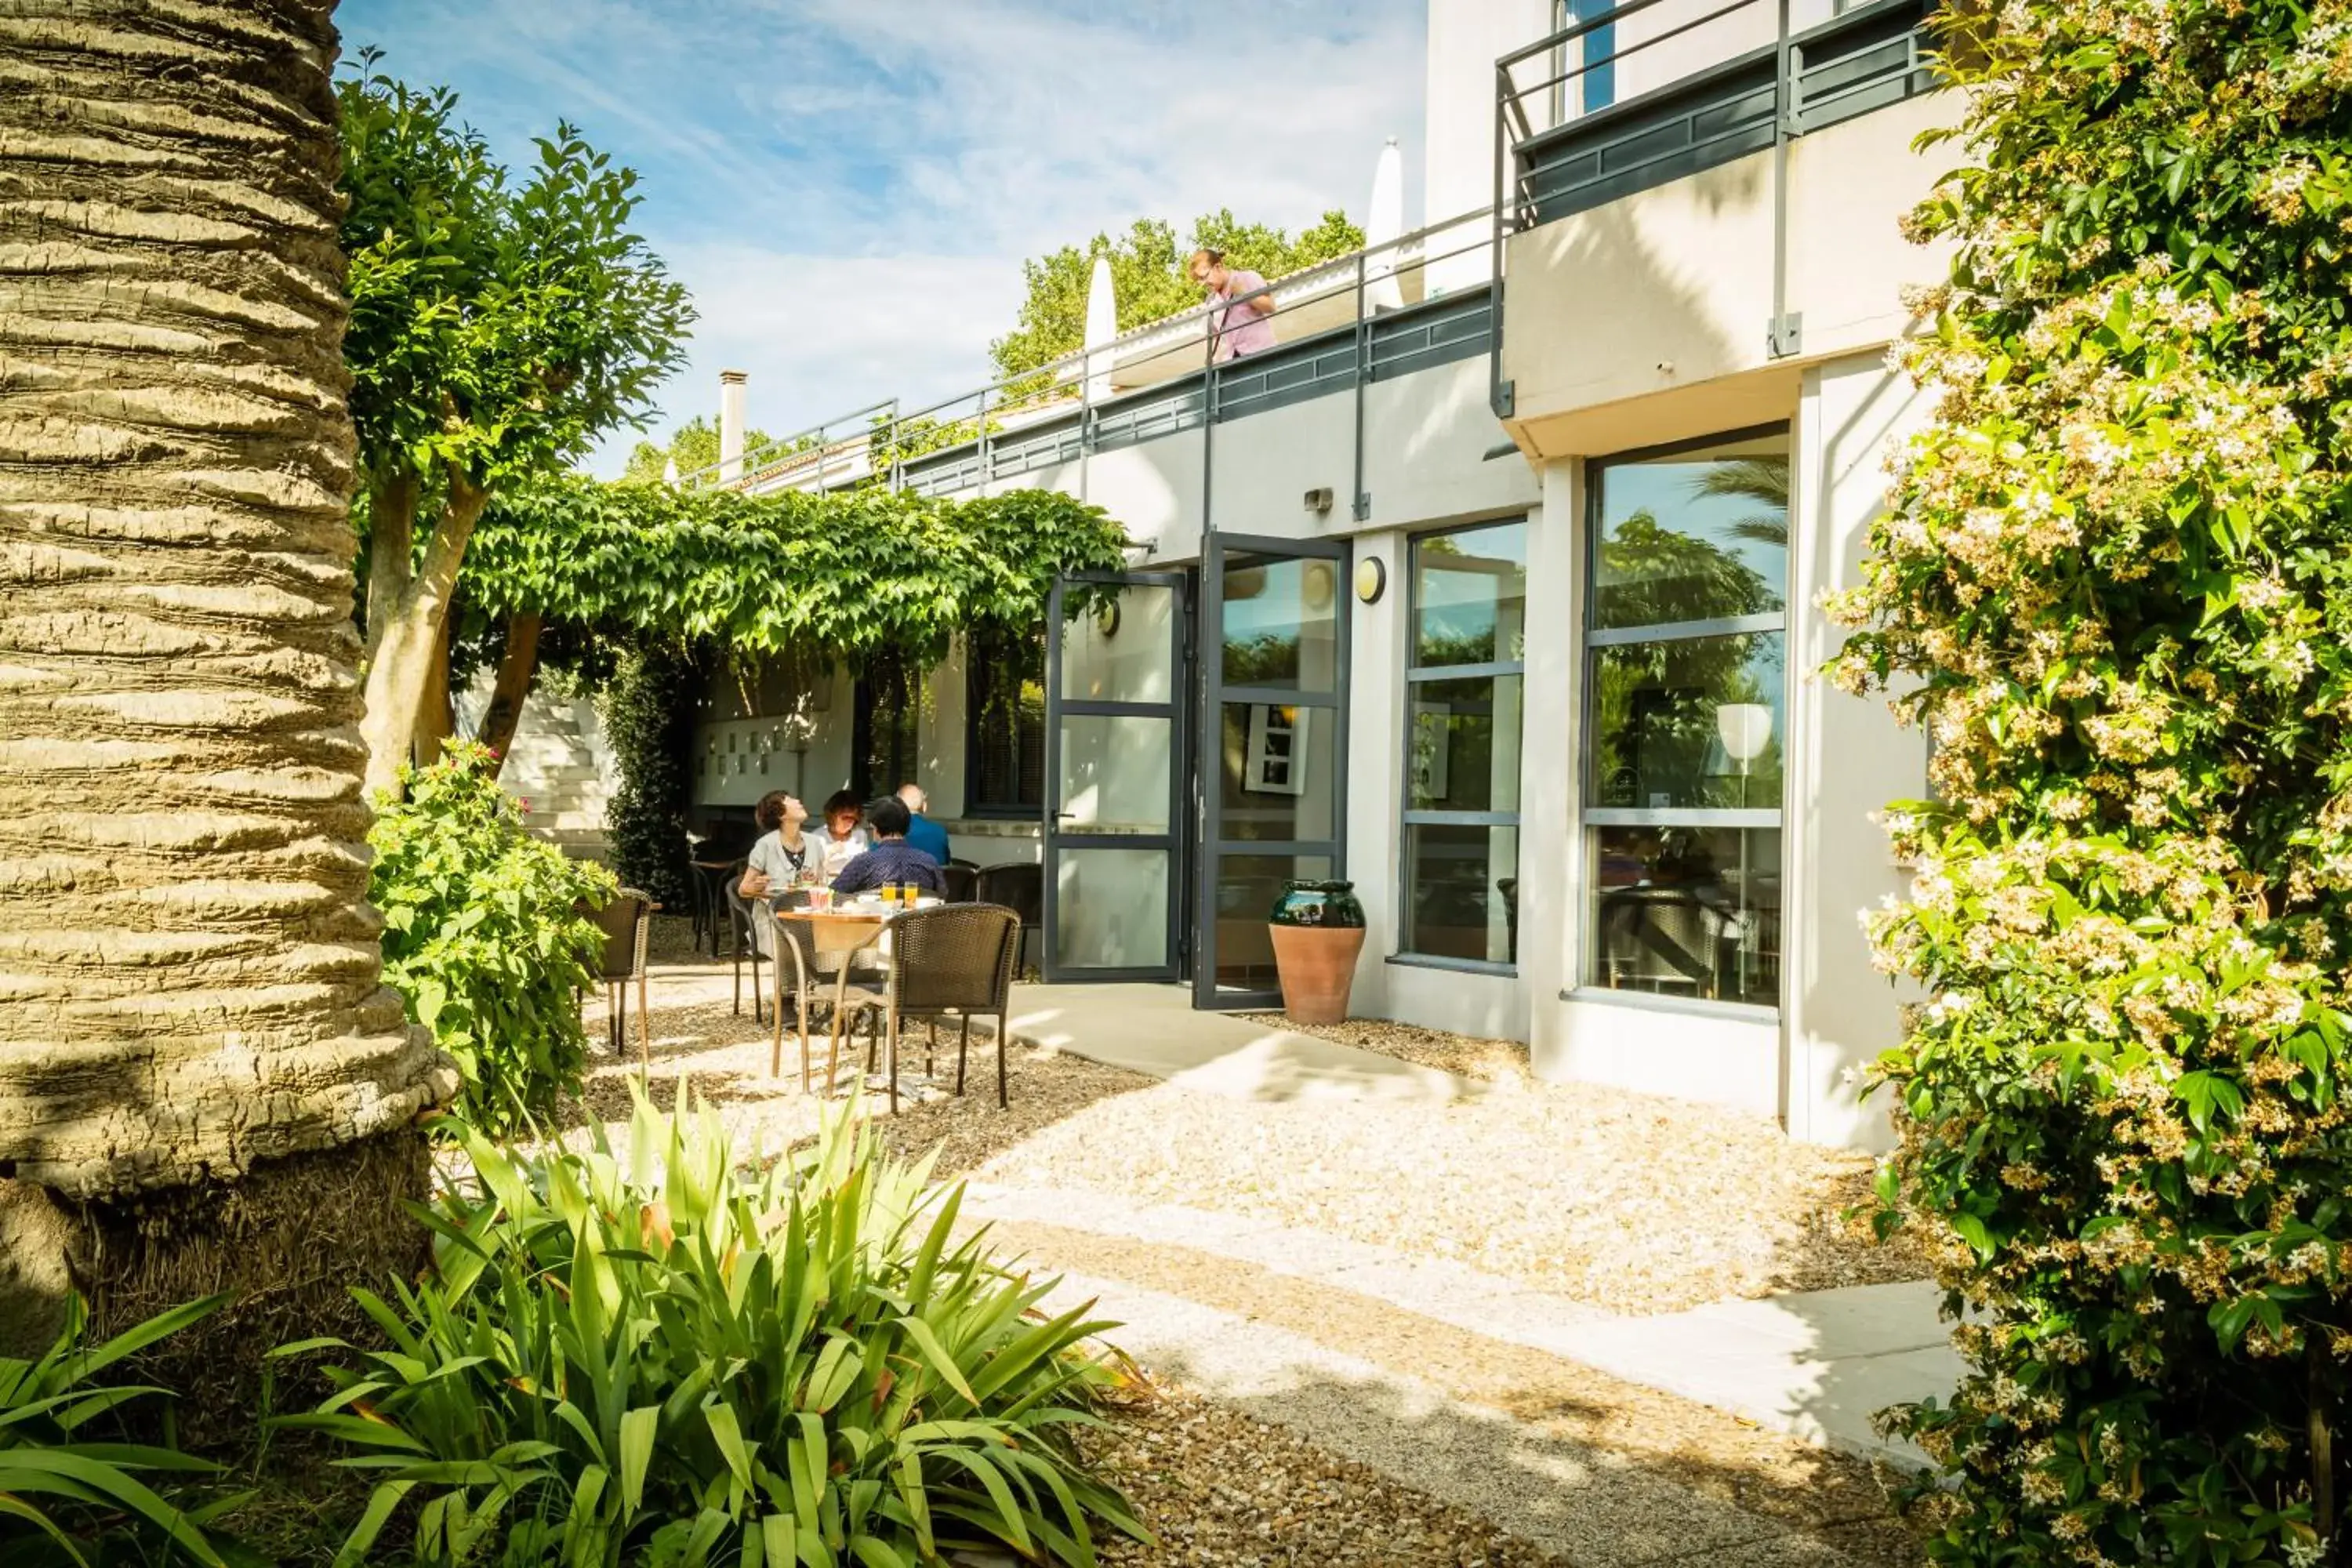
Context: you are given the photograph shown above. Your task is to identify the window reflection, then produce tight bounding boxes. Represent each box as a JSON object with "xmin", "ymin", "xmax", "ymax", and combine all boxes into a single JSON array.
[
  {"xmin": 1583, "ymin": 432, "xmax": 1788, "ymax": 1010},
  {"xmin": 1412, "ymin": 521, "xmax": 1527, "ymax": 666},
  {"xmin": 1589, "ymin": 635, "xmax": 1782, "ymax": 809},
  {"xmin": 1221, "ymin": 555, "xmax": 1340, "ymax": 692},
  {"xmin": 1592, "ymin": 826, "xmax": 1780, "ymax": 1007},
  {"xmin": 1592, "ymin": 449, "xmax": 1786, "ymax": 630},
  {"xmin": 1403, "ymin": 519, "xmax": 1527, "ymax": 965}
]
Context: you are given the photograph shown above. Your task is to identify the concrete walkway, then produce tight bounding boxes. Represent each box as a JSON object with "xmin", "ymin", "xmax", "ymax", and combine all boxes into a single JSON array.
[
  {"xmin": 1004, "ymin": 982, "xmax": 1468, "ymax": 1103},
  {"xmin": 964, "ymin": 1181, "xmax": 1958, "ymax": 1471}
]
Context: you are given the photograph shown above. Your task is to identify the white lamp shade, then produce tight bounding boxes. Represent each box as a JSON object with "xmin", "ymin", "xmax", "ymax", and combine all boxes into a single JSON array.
[{"xmin": 1716, "ymin": 702, "xmax": 1773, "ymax": 764}]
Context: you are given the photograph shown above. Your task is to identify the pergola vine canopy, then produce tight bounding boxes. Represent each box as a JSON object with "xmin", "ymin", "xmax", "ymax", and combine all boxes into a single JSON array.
[{"xmin": 464, "ymin": 476, "xmax": 1130, "ymax": 664}]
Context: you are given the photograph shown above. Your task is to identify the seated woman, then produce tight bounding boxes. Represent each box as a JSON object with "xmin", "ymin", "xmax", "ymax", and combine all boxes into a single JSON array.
[
  {"xmin": 830, "ymin": 795, "xmax": 945, "ymax": 897},
  {"xmin": 738, "ymin": 790, "xmax": 815, "ymax": 900},
  {"xmin": 814, "ymin": 788, "xmax": 872, "ymax": 880}
]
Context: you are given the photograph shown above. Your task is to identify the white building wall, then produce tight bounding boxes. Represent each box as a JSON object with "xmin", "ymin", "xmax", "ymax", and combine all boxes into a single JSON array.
[
  {"xmin": 1784, "ymin": 350, "xmax": 1929, "ymax": 1150},
  {"xmin": 1425, "ymin": 0, "xmax": 1549, "ymax": 291}
]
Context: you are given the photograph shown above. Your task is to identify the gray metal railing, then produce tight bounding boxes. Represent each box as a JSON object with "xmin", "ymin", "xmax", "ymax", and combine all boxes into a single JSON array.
[{"xmin": 672, "ymin": 206, "xmax": 1501, "ymax": 517}]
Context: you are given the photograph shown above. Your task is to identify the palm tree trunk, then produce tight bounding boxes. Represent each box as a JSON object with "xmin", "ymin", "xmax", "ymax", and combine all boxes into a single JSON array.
[{"xmin": 0, "ymin": 0, "xmax": 454, "ymax": 1352}]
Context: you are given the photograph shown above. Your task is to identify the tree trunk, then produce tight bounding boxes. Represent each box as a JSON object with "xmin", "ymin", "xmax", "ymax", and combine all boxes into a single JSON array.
[
  {"xmin": 360, "ymin": 477, "xmax": 485, "ymax": 797},
  {"xmin": 476, "ymin": 612, "xmax": 543, "ymax": 769},
  {"xmin": 411, "ymin": 608, "xmax": 454, "ymax": 771},
  {"xmin": 0, "ymin": 0, "xmax": 455, "ymax": 1336}
]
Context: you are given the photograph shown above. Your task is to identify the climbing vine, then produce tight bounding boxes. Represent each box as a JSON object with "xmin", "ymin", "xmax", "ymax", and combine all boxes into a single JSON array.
[
  {"xmin": 1832, "ymin": 1, "xmax": 2352, "ymax": 1561},
  {"xmin": 597, "ymin": 641, "xmax": 704, "ymax": 913}
]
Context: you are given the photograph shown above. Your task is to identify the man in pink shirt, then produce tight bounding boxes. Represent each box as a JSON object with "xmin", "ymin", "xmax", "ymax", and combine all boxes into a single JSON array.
[{"xmin": 1188, "ymin": 247, "xmax": 1276, "ymax": 361}]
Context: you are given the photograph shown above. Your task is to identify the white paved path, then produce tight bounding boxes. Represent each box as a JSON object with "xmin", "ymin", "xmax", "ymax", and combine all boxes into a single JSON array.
[{"xmin": 964, "ymin": 1181, "xmax": 1958, "ymax": 1469}]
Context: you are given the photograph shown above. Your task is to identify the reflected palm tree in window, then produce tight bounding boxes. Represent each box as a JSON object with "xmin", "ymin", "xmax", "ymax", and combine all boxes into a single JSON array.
[{"xmin": 1689, "ymin": 455, "xmax": 1789, "ymax": 550}]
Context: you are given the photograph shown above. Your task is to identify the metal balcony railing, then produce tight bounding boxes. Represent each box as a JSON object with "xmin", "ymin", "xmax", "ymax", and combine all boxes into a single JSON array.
[
  {"xmin": 1486, "ymin": 0, "xmax": 1940, "ymax": 412},
  {"xmin": 672, "ymin": 208, "xmax": 1500, "ymax": 520}
]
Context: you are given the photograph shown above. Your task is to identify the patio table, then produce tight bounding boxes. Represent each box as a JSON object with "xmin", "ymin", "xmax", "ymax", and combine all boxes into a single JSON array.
[{"xmin": 768, "ymin": 898, "xmax": 942, "ymax": 1102}]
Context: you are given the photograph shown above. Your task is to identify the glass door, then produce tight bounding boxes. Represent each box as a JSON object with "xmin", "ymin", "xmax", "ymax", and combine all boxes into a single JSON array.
[
  {"xmin": 1194, "ymin": 535, "xmax": 1348, "ymax": 1009},
  {"xmin": 1043, "ymin": 572, "xmax": 1189, "ymax": 982}
]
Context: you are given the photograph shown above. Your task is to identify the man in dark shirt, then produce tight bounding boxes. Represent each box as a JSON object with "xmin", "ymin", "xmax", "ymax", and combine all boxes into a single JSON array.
[{"xmin": 831, "ymin": 795, "xmax": 945, "ymax": 896}]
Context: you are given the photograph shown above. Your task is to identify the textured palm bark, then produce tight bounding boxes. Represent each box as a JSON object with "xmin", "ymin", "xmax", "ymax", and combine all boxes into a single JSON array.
[{"xmin": 0, "ymin": 0, "xmax": 455, "ymax": 1199}]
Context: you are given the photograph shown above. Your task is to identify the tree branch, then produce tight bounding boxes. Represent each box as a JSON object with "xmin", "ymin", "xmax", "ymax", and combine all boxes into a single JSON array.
[{"xmin": 474, "ymin": 611, "xmax": 543, "ymax": 769}]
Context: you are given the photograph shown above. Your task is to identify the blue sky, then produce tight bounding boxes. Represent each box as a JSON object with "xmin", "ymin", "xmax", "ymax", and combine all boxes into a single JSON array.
[{"xmin": 336, "ymin": 0, "xmax": 1428, "ymax": 475}]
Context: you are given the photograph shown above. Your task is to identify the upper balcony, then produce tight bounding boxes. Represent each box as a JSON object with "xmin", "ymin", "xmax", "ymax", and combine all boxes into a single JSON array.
[
  {"xmin": 1498, "ymin": 0, "xmax": 1939, "ymax": 227},
  {"xmin": 1492, "ymin": 0, "xmax": 1952, "ymax": 454}
]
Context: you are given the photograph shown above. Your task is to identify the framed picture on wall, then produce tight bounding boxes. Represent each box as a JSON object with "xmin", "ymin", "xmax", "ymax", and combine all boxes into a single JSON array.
[{"xmin": 1244, "ymin": 705, "xmax": 1308, "ymax": 796}]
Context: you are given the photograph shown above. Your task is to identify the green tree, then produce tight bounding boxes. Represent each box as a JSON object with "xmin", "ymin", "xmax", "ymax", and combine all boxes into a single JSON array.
[
  {"xmin": 990, "ymin": 207, "xmax": 1363, "ymax": 380},
  {"xmin": 340, "ymin": 58, "xmax": 693, "ymax": 797},
  {"xmin": 619, "ymin": 414, "xmax": 779, "ymax": 485},
  {"xmin": 1831, "ymin": 0, "xmax": 2352, "ymax": 1560}
]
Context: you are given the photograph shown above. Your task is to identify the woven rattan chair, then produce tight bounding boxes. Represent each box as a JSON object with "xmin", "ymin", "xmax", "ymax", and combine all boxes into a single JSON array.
[
  {"xmin": 840, "ymin": 903, "xmax": 1021, "ymax": 1115},
  {"xmin": 940, "ymin": 863, "xmax": 979, "ymax": 904},
  {"xmin": 588, "ymin": 887, "xmax": 657, "ymax": 1065}
]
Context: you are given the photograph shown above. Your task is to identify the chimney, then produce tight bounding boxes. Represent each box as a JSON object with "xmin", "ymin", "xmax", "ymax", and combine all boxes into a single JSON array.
[{"xmin": 718, "ymin": 368, "xmax": 747, "ymax": 483}]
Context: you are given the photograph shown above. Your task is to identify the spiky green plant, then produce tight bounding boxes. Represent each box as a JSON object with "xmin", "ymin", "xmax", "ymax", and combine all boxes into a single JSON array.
[
  {"xmin": 0, "ymin": 1294, "xmax": 236, "ymax": 1568},
  {"xmin": 278, "ymin": 1088, "xmax": 1149, "ymax": 1567}
]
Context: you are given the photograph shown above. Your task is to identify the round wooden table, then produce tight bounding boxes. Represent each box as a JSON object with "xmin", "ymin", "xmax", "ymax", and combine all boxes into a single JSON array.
[{"xmin": 768, "ymin": 901, "xmax": 940, "ymax": 1107}]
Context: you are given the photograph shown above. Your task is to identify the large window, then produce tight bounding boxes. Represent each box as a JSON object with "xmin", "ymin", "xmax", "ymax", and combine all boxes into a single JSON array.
[
  {"xmin": 966, "ymin": 622, "xmax": 1045, "ymax": 815},
  {"xmin": 1583, "ymin": 428, "xmax": 1788, "ymax": 1009},
  {"xmin": 1401, "ymin": 520, "xmax": 1526, "ymax": 965}
]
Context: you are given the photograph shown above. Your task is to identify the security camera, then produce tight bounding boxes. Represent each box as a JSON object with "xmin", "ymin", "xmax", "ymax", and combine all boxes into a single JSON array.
[{"xmin": 1304, "ymin": 486, "xmax": 1334, "ymax": 514}]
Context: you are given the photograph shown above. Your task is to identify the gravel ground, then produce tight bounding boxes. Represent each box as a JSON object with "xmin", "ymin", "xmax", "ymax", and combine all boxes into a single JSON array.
[
  {"xmin": 1084, "ymin": 1381, "xmax": 1559, "ymax": 1566},
  {"xmin": 983, "ymin": 1026, "xmax": 1926, "ymax": 1317},
  {"xmin": 590, "ymin": 924, "xmax": 1922, "ymax": 1315}
]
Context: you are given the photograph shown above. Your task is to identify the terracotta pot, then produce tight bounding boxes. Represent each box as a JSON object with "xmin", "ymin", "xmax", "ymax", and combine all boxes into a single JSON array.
[{"xmin": 1269, "ymin": 924, "xmax": 1367, "ymax": 1025}]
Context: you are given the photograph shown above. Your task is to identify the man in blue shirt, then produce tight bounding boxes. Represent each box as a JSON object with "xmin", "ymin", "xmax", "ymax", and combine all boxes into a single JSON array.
[
  {"xmin": 895, "ymin": 782, "xmax": 950, "ymax": 866},
  {"xmin": 833, "ymin": 795, "xmax": 945, "ymax": 896}
]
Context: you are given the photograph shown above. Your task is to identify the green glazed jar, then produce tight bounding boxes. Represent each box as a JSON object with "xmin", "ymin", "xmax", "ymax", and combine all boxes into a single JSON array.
[{"xmin": 1269, "ymin": 880, "xmax": 1365, "ymax": 928}]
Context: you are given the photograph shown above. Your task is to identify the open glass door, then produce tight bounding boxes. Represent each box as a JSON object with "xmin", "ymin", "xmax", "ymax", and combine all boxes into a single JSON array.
[
  {"xmin": 1043, "ymin": 572, "xmax": 1189, "ymax": 982},
  {"xmin": 1195, "ymin": 535, "xmax": 1348, "ymax": 1010}
]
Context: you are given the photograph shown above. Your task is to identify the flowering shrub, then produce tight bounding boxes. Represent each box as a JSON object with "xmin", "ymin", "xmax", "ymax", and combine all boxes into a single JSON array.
[
  {"xmin": 1831, "ymin": 1, "xmax": 2352, "ymax": 1562},
  {"xmin": 369, "ymin": 741, "xmax": 616, "ymax": 1134}
]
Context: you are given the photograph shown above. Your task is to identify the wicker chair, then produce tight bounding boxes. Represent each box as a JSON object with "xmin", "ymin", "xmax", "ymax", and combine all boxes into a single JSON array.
[
  {"xmin": 973, "ymin": 862, "xmax": 1041, "ymax": 974},
  {"xmin": 588, "ymin": 887, "xmax": 657, "ymax": 1065},
  {"xmin": 940, "ymin": 862, "xmax": 980, "ymax": 904},
  {"xmin": 829, "ymin": 904, "xmax": 1022, "ymax": 1115}
]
